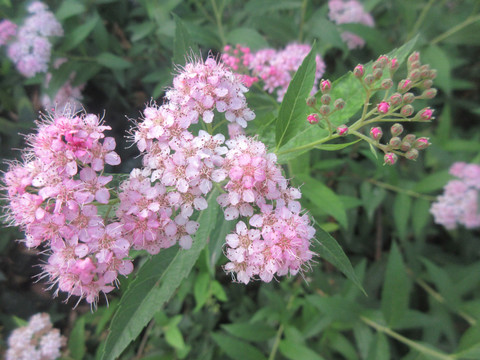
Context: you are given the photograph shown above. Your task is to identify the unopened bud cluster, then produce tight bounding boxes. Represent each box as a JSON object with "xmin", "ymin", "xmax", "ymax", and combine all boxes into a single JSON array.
[{"xmin": 306, "ymin": 79, "xmax": 346, "ymax": 131}]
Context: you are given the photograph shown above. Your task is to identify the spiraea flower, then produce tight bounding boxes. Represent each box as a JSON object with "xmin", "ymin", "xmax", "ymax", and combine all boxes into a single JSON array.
[
  {"xmin": 0, "ymin": 19, "xmax": 17, "ymax": 46},
  {"xmin": 6, "ymin": 313, "xmax": 66, "ymax": 360},
  {"xmin": 430, "ymin": 162, "xmax": 480, "ymax": 230}
]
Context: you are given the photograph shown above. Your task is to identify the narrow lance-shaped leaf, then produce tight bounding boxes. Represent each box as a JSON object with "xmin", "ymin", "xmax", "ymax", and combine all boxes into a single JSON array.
[
  {"xmin": 173, "ymin": 14, "xmax": 199, "ymax": 67},
  {"xmin": 101, "ymin": 189, "xmax": 219, "ymax": 360},
  {"xmin": 275, "ymin": 42, "xmax": 317, "ymax": 149}
]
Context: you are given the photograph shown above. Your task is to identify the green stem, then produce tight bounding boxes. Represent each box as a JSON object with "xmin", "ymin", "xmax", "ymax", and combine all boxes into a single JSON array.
[
  {"xmin": 298, "ymin": 0, "xmax": 308, "ymax": 42},
  {"xmin": 431, "ymin": 13, "xmax": 480, "ymax": 45},
  {"xmin": 210, "ymin": 0, "xmax": 227, "ymax": 47},
  {"xmin": 360, "ymin": 316, "xmax": 455, "ymax": 360},
  {"xmin": 212, "ymin": 119, "xmax": 228, "ymax": 132},
  {"xmin": 275, "ymin": 133, "xmax": 336, "ymax": 156},
  {"xmin": 367, "ymin": 178, "xmax": 437, "ymax": 201},
  {"xmin": 407, "ymin": 0, "xmax": 436, "ymax": 41},
  {"xmin": 268, "ymin": 294, "xmax": 295, "ymax": 360}
]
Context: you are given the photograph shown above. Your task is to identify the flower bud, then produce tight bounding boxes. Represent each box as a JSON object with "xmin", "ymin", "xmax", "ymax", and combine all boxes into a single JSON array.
[
  {"xmin": 370, "ymin": 127, "xmax": 383, "ymax": 141},
  {"xmin": 418, "ymin": 107, "xmax": 434, "ymax": 121},
  {"xmin": 353, "ymin": 64, "xmax": 364, "ymax": 78},
  {"xmin": 419, "ymin": 64, "xmax": 430, "ymax": 77},
  {"xmin": 307, "ymin": 113, "xmax": 320, "ymax": 124},
  {"xmin": 390, "ymin": 93, "xmax": 403, "ymax": 106},
  {"xmin": 377, "ymin": 101, "xmax": 390, "ymax": 114},
  {"xmin": 306, "ymin": 96, "xmax": 317, "ymax": 107},
  {"xmin": 390, "ymin": 123, "xmax": 404, "ymax": 136},
  {"xmin": 401, "ymin": 104, "xmax": 414, "ymax": 117},
  {"xmin": 400, "ymin": 140, "xmax": 412, "ymax": 152},
  {"xmin": 373, "ymin": 69, "xmax": 383, "ymax": 79},
  {"xmin": 389, "ymin": 136, "xmax": 402, "ymax": 148},
  {"xmin": 398, "ymin": 79, "xmax": 412, "ymax": 93},
  {"xmin": 409, "ymin": 61, "xmax": 421, "ymax": 70},
  {"xmin": 402, "ymin": 92, "xmax": 415, "ymax": 104},
  {"xmin": 389, "ymin": 58, "xmax": 399, "ymax": 71},
  {"xmin": 403, "ymin": 134, "xmax": 416, "ymax": 143},
  {"xmin": 422, "ymin": 88, "xmax": 437, "ymax": 99},
  {"xmin": 414, "ymin": 137, "xmax": 430, "ymax": 150},
  {"xmin": 364, "ymin": 74, "xmax": 375, "ymax": 86},
  {"xmin": 334, "ymin": 98, "xmax": 346, "ymax": 110},
  {"xmin": 381, "ymin": 79, "xmax": 393, "ymax": 90},
  {"xmin": 320, "ymin": 94, "xmax": 331, "ymax": 105},
  {"xmin": 405, "ymin": 148, "xmax": 419, "ymax": 160},
  {"xmin": 377, "ymin": 55, "xmax": 389, "ymax": 67},
  {"xmin": 409, "ymin": 69, "xmax": 420, "ymax": 81},
  {"xmin": 408, "ymin": 52, "xmax": 420, "ymax": 64},
  {"xmin": 337, "ymin": 125, "xmax": 349, "ymax": 136},
  {"xmin": 422, "ymin": 79, "xmax": 433, "ymax": 89},
  {"xmin": 384, "ymin": 152, "xmax": 398, "ymax": 166},
  {"xmin": 319, "ymin": 105, "xmax": 330, "ymax": 116},
  {"xmin": 427, "ymin": 69, "xmax": 437, "ymax": 79},
  {"xmin": 320, "ymin": 80, "xmax": 331, "ymax": 93}
]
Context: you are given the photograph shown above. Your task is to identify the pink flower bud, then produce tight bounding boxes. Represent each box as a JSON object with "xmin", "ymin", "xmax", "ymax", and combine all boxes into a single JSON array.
[
  {"xmin": 334, "ymin": 98, "xmax": 345, "ymax": 110},
  {"xmin": 410, "ymin": 61, "xmax": 421, "ymax": 70},
  {"xmin": 402, "ymin": 92, "xmax": 415, "ymax": 104},
  {"xmin": 364, "ymin": 74, "xmax": 375, "ymax": 86},
  {"xmin": 384, "ymin": 152, "xmax": 398, "ymax": 165},
  {"xmin": 307, "ymin": 113, "xmax": 320, "ymax": 124},
  {"xmin": 418, "ymin": 108, "xmax": 434, "ymax": 121},
  {"xmin": 422, "ymin": 79, "xmax": 433, "ymax": 89},
  {"xmin": 400, "ymin": 141, "xmax": 412, "ymax": 152},
  {"xmin": 405, "ymin": 148, "xmax": 419, "ymax": 160},
  {"xmin": 389, "ymin": 137, "xmax": 402, "ymax": 148},
  {"xmin": 408, "ymin": 52, "xmax": 420, "ymax": 64},
  {"xmin": 398, "ymin": 79, "xmax": 412, "ymax": 93},
  {"xmin": 422, "ymin": 88, "xmax": 437, "ymax": 99},
  {"xmin": 401, "ymin": 104, "xmax": 414, "ymax": 117},
  {"xmin": 320, "ymin": 80, "xmax": 331, "ymax": 93},
  {"xmin": 353, "ymin": 64, "xmax": 364, "ymax": 78},
  {"xmin": 370, "ymin": 127, "xmax": 383, "ymax": 141},
  {"xmin": 390, "ymin": 123, "xmax": 404, "ymax": 136},
  {"xmin": 373, "ymin": 69, "xmax": 383, "ymax": 79},
  {"xmin": 409, "ymin": 69, "xmax": 420, "ymax": 81},
  {"xmin": 306, "ymin": 96, "xmax": 317, "ymax": 107},
  {"xmin": 403, "ymin": 134, "xmax": 416, "ymax": 143},
  {"xmin": 389, "ymin": 58, "xmax": 399, "ymax": 71},
  {"xmin": 320, "ymin": 94, "xmax": 331, "ymax": 105},
  {"xmin": 319, "ymin": 105, "xmax": 330, "ymax": 116},
  {"xmin": 377, "ymin": 55, "xmax": 389, "ymax": 67},
  {"xmin": 381, "ymin": 79, "xmax": 393, "ymax": 89},
  {"xmin": 428, "ymin": 70, "xmax": 437, "ymax": 79},
  {"xmin": 414, "ymin": 137, "xmax": 430, "ymax": 150},
  {"xmin": 336, "ymin": 125, "xmax": 348, "ymax": 136},
  {"xmin": 377, "ymin": 101, "xmax": 390, "ymax": 114},
  {"xmin": 390, "ymin": 93, "xmax": 403, "ymax": 106}
]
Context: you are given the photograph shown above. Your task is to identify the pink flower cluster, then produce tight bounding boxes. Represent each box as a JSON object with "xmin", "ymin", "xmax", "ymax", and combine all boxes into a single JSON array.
[
  {"xmin": 430, "ymin": 162, "xmax": 480, "ymax": 230},
  {"xmin": 6, "ymin": 313, "xmax": 66, "ymax": 360},
  {"xmin": 222, "ymin": 43, "xmax": 326, "ymax": 102},
  {"xmin": 42, "ymin": 58, "xmax": 85, "ymax": 111},
  {"xmin": 219, "ymin": 136, "xmax": 315, "ymax": 283},
  {"xmin": 4, "ymin": 1, "xmax": 63, "ymax": 77},
  {"xmin": 0, "ymin": 19, "xmax": 17, "ymax": 46},
  {"xmin": 328, "ymin": 0, "xmax": 374, "ymax": 49},
  {"xmin": 3, "ymin": 108, "xmax": 129, "ymax": 304}
]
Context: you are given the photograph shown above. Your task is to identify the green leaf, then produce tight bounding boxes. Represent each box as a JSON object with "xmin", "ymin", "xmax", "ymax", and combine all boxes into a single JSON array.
[
  {"xmin": 211, "ymin": 280, "xmax": 227, "ymax": 302},
  {"xmin": 211, "ymin": 333, "xmax": 267, "ymax": 360},
  {"xmin": 165, "ymin": 325, "xmax": 186, "ymax": 350},
  {"xmin": 56, "ymin": 0, "xmax": 86, "ymax": 20},
  {"xmin": 208, "ymin": 216, "xmax": 235, "ymax": 271},
  {"xmin": 423, "ymin": 45, "xmax": 452, "ymax": 94},
  {"xmin": 222, "ymin": 322, "xmax": 276, "ymax": 342},
  {"xmin": 366, "ymin": 333, "xmax": 390, "ymax": 360},
  {"xmin": 279, "ymin": 339, "xmax": 325, "ymax": 360},
  {"xmin": 275, "ymin": 43, "xmax": 317, "ymax": 149},
  {"xmin": 96, "ymin": 53, "xmax": 132, "ymax": 70},
  {"xmin": 62, "ymin": 15, "xmax": 99, "ymax": 51},
  {"xmin": 68, "ymin": 317, "xmax": 86, "ymax": 360},
  {"xmin": 314, "ymin": 225, "xmax": 366, "ymax": 295},
  {"xmin": 393, "ymin": 193, "xmax": 412, "ymax": 241},
  {"xmin": 381, "ymin": 242, "xmax": 411, "ymax": 328},
  {"xmin": 314, "ymin": 139, "xmax": 361, "ymax": 151},
  {"xmin": 173, "ymin": 14, "xmax": 198, "ymax": 67},
  {"xmin": 413, "ymin": 170, "xmax": 452, "ymax": 193},
  {"xmin": 455, "ymin": 325, "xmax": 480, "ymax": 359},
  {"xmin": 101, "ymin": 190, "xmax": 219, "ymax": 360},
  {"xmin": 298, "ymin": 175, "xmax": 348, "ymax": 228},
  {"xmin": 193, "ymin": 272, "xmax": 210, "ymax": 312},
  {"xmin": 412, "ymin": 198, "xmax": 431, "ymax": 239},
  {"xmin": 226, "ymin": 28, "xmax": 269, "ymax": 51},
  {"xmin": 360, "ymin": 182, "xmax": 386, "ymax": 221}
]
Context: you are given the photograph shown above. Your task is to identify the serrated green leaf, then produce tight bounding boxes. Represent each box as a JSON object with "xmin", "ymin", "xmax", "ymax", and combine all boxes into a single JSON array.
[
  {"xmin": 96, "ymin": 53, "xmax": 132, "ymax": 70},
  {"xmin": 56, "ymin": 0, "xmax": 86, "ymax": 20},
  {"xmin": 222, "ymin": 322, "xmax": 276, "ymax": 342},
  {"xmin": 275, "ymin": 43, "xmax": 317, "ymax": 149},
  {"xmin": 314, "ymin": 225, "xmax": 366, "ymax": 295},
  {"xmin": 381, "ymin": 242, "xmax": 411, "ymax": 328},
  {"xmin": 68, "ymin": 317, "xmax": 86, "ymax": 360},
  {"xmin": 279, "ymin": 339, "xmax": 325, "ymax": 360},
  {"xmin": 211, "ymin": 333, "xmax": 267, "ymax": 360},
  {"xmin": 299, "ymin": 175, "xmax": 348, "ymax": 228},
  {"xmin": 173, "ymin": 14, "xmax": 198, "ymax": 67},
  {"xmin": 101, "ymin": 190, "xmax": 219, "ymax": 360},
  {"xmin": 393, "ymin": 193, "xmax": 412, "ymax": 241},
  {"xmin": 62, "ymin": 15, "xmax": 99, "ymax": 51}
]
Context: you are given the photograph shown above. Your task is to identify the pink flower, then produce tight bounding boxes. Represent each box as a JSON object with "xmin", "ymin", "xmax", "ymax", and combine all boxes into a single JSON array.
[
  {"xmin": 307, "ymin": 113, "xmax": 320, "ymax": 124},
  {"xmin": 383, "ymin": 152, "xmax": 398, "ymax": 166},
  {"xmin": 370, "ymin": 127, "xmax": 383, "ymax": 141},
  {"xmin": 336, "ymin": 125, "xmax": 349, "ymax": 136},
  {"xmin": 0, "ymin": 19, "xmax": 17, "ymax": 46},
  {"xmin": 377, "ymin": 101, "xmax": 390, "ymax": 114}
]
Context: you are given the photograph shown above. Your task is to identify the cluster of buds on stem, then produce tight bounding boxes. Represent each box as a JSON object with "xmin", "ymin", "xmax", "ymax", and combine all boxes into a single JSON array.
[{"xmin": 306, "ymin": 79, "xmax": 346, "ymax": 135}]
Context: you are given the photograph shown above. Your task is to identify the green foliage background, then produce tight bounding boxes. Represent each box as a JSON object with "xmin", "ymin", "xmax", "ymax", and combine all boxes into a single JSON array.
[{"xmin": 1, "ymin": 0, "xmax": 480, "ymax": 359}]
